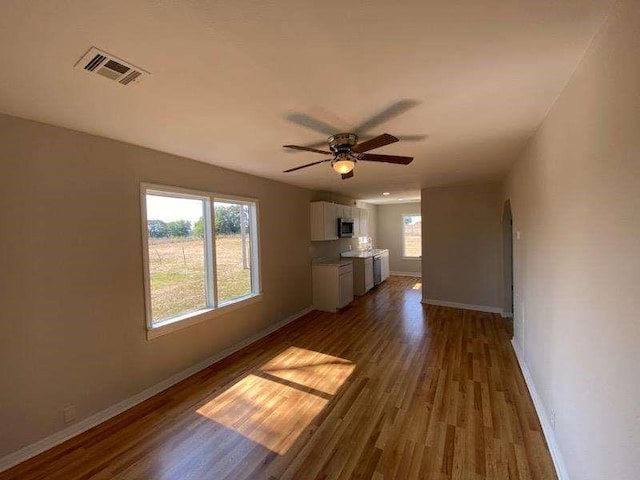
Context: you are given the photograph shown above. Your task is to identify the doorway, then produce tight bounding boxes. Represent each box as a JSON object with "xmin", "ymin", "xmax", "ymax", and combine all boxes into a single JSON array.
[{"xmin": 502, "ymin": 200, "xmax": 514, "ymax": 335}]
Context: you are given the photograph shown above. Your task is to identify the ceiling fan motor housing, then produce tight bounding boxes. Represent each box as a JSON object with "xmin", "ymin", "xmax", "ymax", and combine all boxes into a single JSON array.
[{"xmin": 328, "ymin": 133, "xmax": 358, "ymax": 155}]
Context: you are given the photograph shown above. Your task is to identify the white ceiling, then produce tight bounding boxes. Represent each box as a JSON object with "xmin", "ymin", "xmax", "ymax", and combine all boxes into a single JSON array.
[{"xmin": 0, "ymin": 0, "xmax": 613, "ymax": 202}]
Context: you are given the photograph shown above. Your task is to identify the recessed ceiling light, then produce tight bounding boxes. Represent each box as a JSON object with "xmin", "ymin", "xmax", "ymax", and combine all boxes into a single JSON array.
[
  {"xmin": 398, "ymin": 198, "xmax": 404, "ymax": 200},
  {"xmin": 382, "ymin": 192, "xmax": 390, "ymax": 196}
]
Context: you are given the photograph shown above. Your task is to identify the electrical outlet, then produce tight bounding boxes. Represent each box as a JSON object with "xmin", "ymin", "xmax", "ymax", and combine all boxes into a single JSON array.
[
  {"xmin": 549, "ymin": 409, "xmax": 556, "ymax": 430},
  {"xmin": 63, "ymin": 405, "xmax": 76, "ymax": 424}
]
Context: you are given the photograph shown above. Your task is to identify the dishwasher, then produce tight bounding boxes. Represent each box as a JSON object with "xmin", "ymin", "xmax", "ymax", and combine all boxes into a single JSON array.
[{"xmin": 373, "ymin": 253, "xmax": 382, "ymax": 286}]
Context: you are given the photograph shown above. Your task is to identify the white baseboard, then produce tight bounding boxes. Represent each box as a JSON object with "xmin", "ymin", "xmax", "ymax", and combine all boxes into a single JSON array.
[
  {"xmin": 0, "ymin": 306, "xmax": 314, "ymax": 473},
  {"xmin": 511, "ymin": 340, "xmax": 570, "ymax": 480},
  {"xmin": 421, "ymin": 298, "xmax": 502, "ymax": 314},
  {"xmin": 390, "ymin": 271, "xmax": 422, "ymax": 277}
]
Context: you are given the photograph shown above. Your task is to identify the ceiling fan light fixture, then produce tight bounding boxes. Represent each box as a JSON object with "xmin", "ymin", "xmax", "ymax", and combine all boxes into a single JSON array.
[{"xmin": 332, "ymin": 154, "xmax": 355, "ymax": 174}]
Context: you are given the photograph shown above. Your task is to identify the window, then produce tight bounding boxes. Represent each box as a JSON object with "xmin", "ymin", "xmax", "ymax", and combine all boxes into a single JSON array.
[
  {"xmin": 141, "ymin": 184, "xmax": 260, "ymax": 338},
  {"xmin": 402, "ymin": 214, "xmax": 422, "ymax": 258},
  {"xmin": 214, "ymin": 200, "xmax": 258, "ymax": 304},
  {"xmin": 145, "ymin": 192, "xmax": 209, "ymax": 322}
]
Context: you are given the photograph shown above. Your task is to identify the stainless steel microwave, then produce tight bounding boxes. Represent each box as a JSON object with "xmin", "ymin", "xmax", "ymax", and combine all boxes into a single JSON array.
[{"xmin": 338, "ymin": 218, "xmax": 355, "ymax": 238}]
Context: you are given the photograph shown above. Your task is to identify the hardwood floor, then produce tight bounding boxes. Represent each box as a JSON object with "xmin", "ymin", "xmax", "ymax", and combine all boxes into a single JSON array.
[{"xmin": 1, "ymin": 277, "xmax": 557, "ymax": 479}]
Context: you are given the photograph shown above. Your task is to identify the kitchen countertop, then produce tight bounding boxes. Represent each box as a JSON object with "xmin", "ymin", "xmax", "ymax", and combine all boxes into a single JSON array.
[{"xmin": 340, "ymin": 249, "xmax": 388, "ymax": 259}]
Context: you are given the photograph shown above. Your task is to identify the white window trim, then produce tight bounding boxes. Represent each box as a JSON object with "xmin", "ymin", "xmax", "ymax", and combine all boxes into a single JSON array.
[
  {"xmin": 401, "ymin": 213, "xmax": 422, "ymax": 260},
  {"xmin": 140, "ymin": 183, "xmax": 262, "ymax": 340}
]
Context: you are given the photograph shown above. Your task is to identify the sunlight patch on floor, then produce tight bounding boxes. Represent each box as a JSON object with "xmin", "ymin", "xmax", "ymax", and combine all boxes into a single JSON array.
[
  {"xmin": 197, "ymin": 374, "xmax": 327, "ymax": 455},
  {"xmin": 260, "ymin": 346, "xmax": 355, "ymax": 395},
  {"xmin": 196, "ymin": 347, "xmax": 354, "ymax": 455},
  {"xmin": 412, "ymin": 282, "xmax": 422, "ymax": 290}
]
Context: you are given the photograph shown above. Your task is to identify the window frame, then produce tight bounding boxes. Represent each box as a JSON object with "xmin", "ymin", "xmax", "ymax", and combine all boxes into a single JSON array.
[
  {"xmin": 401, "ymin": 213, "xmax": 422, "ymax": 260},
  {"xmin": 140, "ymin": 183, "xmax": 262, "ymax": 340}
]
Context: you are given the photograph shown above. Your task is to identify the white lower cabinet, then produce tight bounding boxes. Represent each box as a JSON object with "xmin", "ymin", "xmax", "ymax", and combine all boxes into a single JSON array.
[
  {"xmin": 312, "ymin": 262, "xmax": 354, "ymax": 312},
  {"xmin": 352, "ymin": 257, "xmax": 374, "ymax": 296},
  {"xmin": 379, "ymin": 250, "xmax": 390, "ymax": 282},
  {"xmin": 339, "ymin": 268, "xmax": 354, "ymax": 308}
]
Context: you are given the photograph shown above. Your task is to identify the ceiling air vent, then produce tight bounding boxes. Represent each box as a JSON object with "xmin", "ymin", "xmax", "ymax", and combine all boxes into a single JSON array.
[{"xmin": 75, "ymin": 47, "xmax": 149, "ymax": 86}]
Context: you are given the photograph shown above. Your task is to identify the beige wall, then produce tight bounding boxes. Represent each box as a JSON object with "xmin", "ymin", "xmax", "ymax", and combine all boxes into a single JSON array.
[
  {"xmin": 421, "ymin": 183, "xmax": 503, "ymax": 309},
  {"xmin": 376, "ymin": 202, "xmax": 421, "ymax": 275},
  {"xmin": 0, "ymin": 113, "xmax": 312, "ymax": 458},
  {"xmin": 503, "ymin": 1, "xmax": 640, "ymax": 478}
]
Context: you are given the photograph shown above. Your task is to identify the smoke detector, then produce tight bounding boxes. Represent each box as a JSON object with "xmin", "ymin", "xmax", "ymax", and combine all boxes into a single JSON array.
[{"xmin": 74, "ymin": 47, "xmax": 149, "ymax": 86}]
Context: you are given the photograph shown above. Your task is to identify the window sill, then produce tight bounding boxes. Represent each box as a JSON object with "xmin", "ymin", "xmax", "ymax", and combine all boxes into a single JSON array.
[{"xmin": 146, "ymin": 293, "xmax": 263, "ymax": 340}]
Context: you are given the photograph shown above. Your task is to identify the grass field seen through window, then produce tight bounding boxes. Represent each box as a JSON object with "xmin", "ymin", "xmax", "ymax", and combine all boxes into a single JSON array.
[
  {"xmin": 148, "ymin": 235, "xmax": 251, "ymax": 322},
  {"xmin": 403, "ymin": 221, "xmax": 422, "ymax": 257},
  {"xmin": 404, "ymin": 233, "xmax": 421, "ymax": 257}
]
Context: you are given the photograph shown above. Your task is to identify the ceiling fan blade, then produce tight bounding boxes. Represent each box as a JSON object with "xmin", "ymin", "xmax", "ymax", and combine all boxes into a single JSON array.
[
  {"xmin": 396, "ymin": 134, "xmax": 428, "ymax": 141},
  {"xmin": 285, "ymin": 113, "xmax": 341, "ymax": 136},
  {"xmin": 358, "ymin": 134, "xmax": 428, "ymax": 142},
  {"xmin": 360, "ymin": 153, "xmax": 413, "ymax": 165},
  {"xmin": 283, "ymin": 159, "xmax": 331, "ymax": 173},
  {"xmin": 341, "ymin": 171, "xmax": 354, "ymax": 180},
  {"xmin": 353, "ymin": 100, "xmax": 421, "ymax": 133},
  {"xmin": 283, "ymin": 139, "xmax": 329, "ymax": 151},
  {"xmin": 283, "ymin": 145, "xmax": 332, "ymax": 155},
  {"xmin": 352, "ymin": 133, "xmax": 399, "ymax": 153}
]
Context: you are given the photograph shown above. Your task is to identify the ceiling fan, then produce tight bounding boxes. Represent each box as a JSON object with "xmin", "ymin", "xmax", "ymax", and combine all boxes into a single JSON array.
[
  {"xmin": 282, "ymin": 132, "xmax": 413, "ymax": 180},
  {"xmin": 285, "ymin": 99, "xmax": 427, "ymax": 149}
]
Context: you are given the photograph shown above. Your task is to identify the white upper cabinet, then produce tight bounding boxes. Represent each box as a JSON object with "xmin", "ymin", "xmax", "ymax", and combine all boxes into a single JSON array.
[
  {"xmin": 359, "ymin": 208, "xmax": 370, "ymax": 237},
  {"xmin": 310, "ymin": 202, "xmax": 371, "ymax": 240},
  {"xmin": 336, "ymin": 204, "xmax": 353, "ymax": 220},
  {"xmin": 310, "ymin": 201, "xmax": 339, "ymax": 241},
  {"xmin": 352, "ymin": 208, "xmax": 360, "ymax": 237},
  {"xmin": 345, "ymin": 206, "xmax": 354, "ymax": 220}
]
